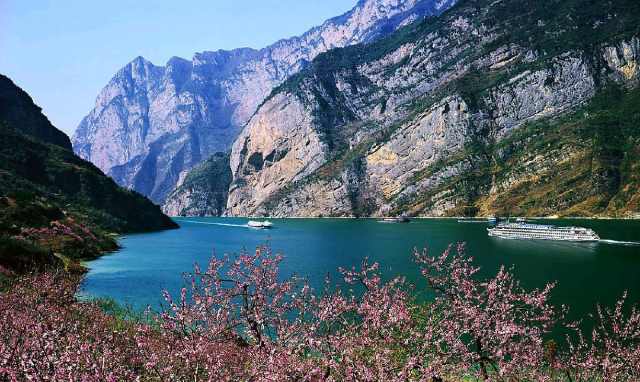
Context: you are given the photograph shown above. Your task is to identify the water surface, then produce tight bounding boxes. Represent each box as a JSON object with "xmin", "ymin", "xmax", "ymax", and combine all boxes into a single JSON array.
[{"xmin": 83, "ymin": 218, "xmax": 640, "ymax": 323}]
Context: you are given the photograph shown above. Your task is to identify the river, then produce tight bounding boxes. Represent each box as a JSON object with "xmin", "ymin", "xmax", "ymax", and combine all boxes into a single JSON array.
[{"xmin": 82, "ymin": 217, "xmax": 640, "ymax": 323}]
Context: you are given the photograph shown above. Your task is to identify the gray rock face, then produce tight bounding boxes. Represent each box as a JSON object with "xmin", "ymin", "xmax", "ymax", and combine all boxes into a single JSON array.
[
  {"xmin": 73, "ymin": 0, "xmax": 457, "ymax": 204},
  {"xmin": 365, "ymin": 96, "xmax": 474, "ymax": 211},
  {"xmin": 226, "ymin": 93, "xmax": 326, "ymax": 214},
  {"xmin": 162, "ymin": 152, "xmax": 232, "ymax": 217},
  {"xmin": 486, "ymin": 55, "xmax": 596, "ymax": 137},
  {"xmin": 226, "ymin": 0, "xmax": 640, "ymax": 217},
  {"xmin": 602, "ymin": 37, "xmax": 640, "ymax": 85}
]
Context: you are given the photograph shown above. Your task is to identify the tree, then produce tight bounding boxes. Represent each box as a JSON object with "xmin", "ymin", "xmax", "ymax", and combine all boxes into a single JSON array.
[{"xmin": 413, "ymin": 243, "xmax": 559, "ymax": 381}]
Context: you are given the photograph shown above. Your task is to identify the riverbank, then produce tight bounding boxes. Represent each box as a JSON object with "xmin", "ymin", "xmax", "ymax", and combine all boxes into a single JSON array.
[{"xmin": 0, "ymin": 75, "xmax": 178, "ymax": 277}]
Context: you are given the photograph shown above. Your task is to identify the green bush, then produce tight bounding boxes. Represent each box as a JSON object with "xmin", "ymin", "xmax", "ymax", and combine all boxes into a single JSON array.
[{"xmin": 0, "ymin": 235, "xmax": 60, "ymax": 273}]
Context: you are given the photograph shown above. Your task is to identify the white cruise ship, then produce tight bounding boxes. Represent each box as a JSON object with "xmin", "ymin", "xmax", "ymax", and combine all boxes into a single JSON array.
[{"xmin": 487, "ymin": 222, "xmax": 600, "ymax": 242}]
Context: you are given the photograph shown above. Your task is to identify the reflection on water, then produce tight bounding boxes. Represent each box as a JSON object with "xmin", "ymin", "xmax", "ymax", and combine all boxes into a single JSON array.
[{"xmin": 489, "ymin": 236, "xmax": 599, "ymax": 255}]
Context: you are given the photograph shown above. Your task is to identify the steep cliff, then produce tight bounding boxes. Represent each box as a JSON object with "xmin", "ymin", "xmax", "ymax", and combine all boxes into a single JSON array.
[
  {"xmin": 227, "ymin": 0, "xmax": 640, "ymax": 218},
  {"xmin": 0, "ymin": 75, "xmax": 177, "ymax": 274},
  {"xmin": 162, "ymin": 152, "xmax": 232, "ymax": 217},
  {"xmin": 73, "ymin": 0, "xmax": 457, "ymax": 204}
]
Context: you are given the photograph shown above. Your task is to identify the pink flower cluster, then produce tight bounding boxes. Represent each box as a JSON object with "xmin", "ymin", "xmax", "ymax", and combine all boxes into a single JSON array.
[
  {"xmin": 0, "ymin": 245, "xmax": 638, "ymax": 381},
  {"xmin": 0, "ymin": 272, "xmax": 141, "ymax": 381},
  {"xmin": 15, "ymin": 218, "xmax": 102, "ymax": 258},
  {"xmin": 136, "ymin": 248, "xmax": 415, "ymax": 380},
  {"xmin": 19, "ymin": 218, "xmax": 97, "ymax": 245},
  {"xmin": 411, "ymin": 243, "xmax": 559, "ymax": 380}
]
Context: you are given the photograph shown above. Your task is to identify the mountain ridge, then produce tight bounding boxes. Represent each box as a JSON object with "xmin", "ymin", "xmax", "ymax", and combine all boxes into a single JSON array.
[
  {"xmin": 0, "ymin": 75, "xmax": 72, "ymax": 150},
  {"xmin": 73, "ymin": 0, "xmax": 458, "ymax": 204},
  {"xmin": 222, "ymin": 0, "xmax": 640, "ymax": 218}
]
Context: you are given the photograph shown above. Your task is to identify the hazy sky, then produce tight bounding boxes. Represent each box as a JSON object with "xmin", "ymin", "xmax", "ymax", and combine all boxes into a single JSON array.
[{"xmin": 0, "ymin": 0, "xmax": 356, "ymax": 136}]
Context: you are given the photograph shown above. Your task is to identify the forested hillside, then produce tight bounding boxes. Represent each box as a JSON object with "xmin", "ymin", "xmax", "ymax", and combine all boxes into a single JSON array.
[{"xmin": 0, "ymin": 75, "xmax": 177, "ymax": 274}]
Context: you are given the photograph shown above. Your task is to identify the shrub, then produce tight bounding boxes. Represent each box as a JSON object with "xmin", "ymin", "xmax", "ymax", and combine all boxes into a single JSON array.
[
  {"xmin": 0, "ymin": 235, "xmax": 59, "ymax": 273},
  {"xmin": 0, "ymin": 245, "xmax": 638, "ymax": 380}
]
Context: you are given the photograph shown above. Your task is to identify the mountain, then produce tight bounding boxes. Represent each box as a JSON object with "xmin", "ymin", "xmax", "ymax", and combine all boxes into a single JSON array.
[
  {"xmin": 163, "ymin": 152, "xmax": 232, "ymax": 217},
  {"xmin": 224, "ymin": 0, "xmax": 640, "ymax": 218},
  {"xmin": 0, "ymin": 76, "xmax": 72, "ymax": 150},
  {"xmin": 0, "ymin": 75, "xmax": 177, "ymax": 274},
  {"xmin": 72, "ymin": 0, "xmax": 457, "ymax": 204}
]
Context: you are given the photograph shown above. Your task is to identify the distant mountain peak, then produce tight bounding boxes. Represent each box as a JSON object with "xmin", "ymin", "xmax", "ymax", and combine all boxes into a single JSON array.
[{"xmin": 73, "ymin": 0, "xmax": 457, "ymax": 204}]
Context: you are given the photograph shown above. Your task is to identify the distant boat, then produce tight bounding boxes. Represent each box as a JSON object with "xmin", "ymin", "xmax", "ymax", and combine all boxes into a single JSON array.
[
  {"xmin": 379, "ymin": 217, "xmax": 411, "ymax": 223},
  {"xmin": 247, "ymin": 220, "xmax": 273, "ymax": 229},
  {"xmin": 457, "ymin": 219, "xmax": 486, "ymax": 223},
  {"xmin": 487, "ymin": 216, "xmax": 497, "ymax": 223}
]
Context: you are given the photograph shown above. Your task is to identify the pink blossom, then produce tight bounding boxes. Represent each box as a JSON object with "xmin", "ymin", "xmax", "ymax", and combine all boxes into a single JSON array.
[{"xmin": 1, "ymin": 244, "xmax": 638, "ymax": 380}]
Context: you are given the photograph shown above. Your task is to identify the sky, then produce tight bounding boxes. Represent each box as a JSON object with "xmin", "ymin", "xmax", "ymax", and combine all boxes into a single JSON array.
[{"xmin": 0, "ymin": 0, "xmax": 357, "ymax": 136}]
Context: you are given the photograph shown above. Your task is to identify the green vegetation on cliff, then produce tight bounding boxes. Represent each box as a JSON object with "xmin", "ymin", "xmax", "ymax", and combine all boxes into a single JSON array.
[
  {"xmin": 163, "ymin": 152, "xmax": 232, "ymax": 216},
  {"xmin": 0, "ymin": 75, "xmax": 177, "ymax": 274},
  {"xmin": 391, "ymin": 85, "xmax": 640, "ymax": 217},
  {"xmin": 254, "ymin": 0, "xmax": 640, "ymax": 218},
  {"xmin": 483, "ymin": 85, "xmax": 640, "ymax": 217}
]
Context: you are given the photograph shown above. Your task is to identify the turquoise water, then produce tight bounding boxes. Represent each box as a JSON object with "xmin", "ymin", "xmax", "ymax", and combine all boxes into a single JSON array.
[{"xmin": 82, "ymin": 218, "xmax": 640, "ymax": 322}]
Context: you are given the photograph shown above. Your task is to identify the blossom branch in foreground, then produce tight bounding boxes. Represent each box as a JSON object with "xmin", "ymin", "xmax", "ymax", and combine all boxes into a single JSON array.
[
  {"xmin": 0, "ymin": 244, "xmax": 639, "ymax": 381},
  {"xmin": 413, "ymin": 243, "xmax": 560, "ymax": 381}
]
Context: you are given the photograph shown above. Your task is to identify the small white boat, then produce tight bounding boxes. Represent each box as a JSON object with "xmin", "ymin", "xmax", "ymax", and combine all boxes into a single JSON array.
[
  {"xmin": 458, "ymin": 219, "xmax": 486, "ymax": 223},
  {"xmin": 379, "ymin": 217, "xmax": 411, "ymax": 223},
  {"xmin": 247, "ymin": 220, "xmax": 273, "ymax": 229}
]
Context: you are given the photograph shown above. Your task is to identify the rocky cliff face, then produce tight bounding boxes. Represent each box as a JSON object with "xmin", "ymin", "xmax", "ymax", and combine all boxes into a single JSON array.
[
  {"xmin": 227, "ymin": 0, "xmax": 640, "ymax": 218},
  {"xmin": 73, "ymin": 0, "xmax": 457, "ymax": 204},
  {"xmin": 162, "ymin": 152, "xmax": 232, "ymax": 217}
]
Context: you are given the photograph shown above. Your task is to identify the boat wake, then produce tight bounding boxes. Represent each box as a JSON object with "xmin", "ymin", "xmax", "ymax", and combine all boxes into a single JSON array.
[
  {"xmin": 599, "ymin": 239, "xmax": 640, "ymax": 246},
  {"xmin": 175, "ymin": 219, "xmax": 249, "ymax": 228}
]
